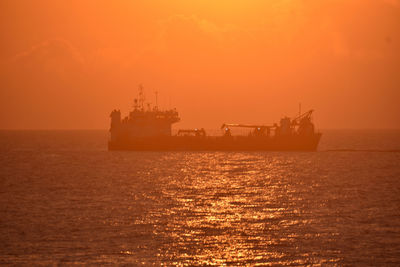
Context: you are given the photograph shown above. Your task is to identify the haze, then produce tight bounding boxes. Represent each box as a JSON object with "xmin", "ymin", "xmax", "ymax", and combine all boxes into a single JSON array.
[{"xmin": 1, "ymin": 0, "xmax": 399, "ymax": 129}]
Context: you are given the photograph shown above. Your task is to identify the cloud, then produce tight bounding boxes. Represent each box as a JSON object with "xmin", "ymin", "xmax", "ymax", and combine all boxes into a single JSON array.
[
  {"xmin": 155, "ymin": 15, "xmax": 225, "ymax": 55},
  {"xmin": 13, "ymin": 39, "xmax": 83, "ymax": 66},
  {"xmin": 10, "ymin": 39, "xmax": 85, "ymax": 80},
  {"xmin": 383, "ymin": 0, "xmax": 400, "ymax": 7}
]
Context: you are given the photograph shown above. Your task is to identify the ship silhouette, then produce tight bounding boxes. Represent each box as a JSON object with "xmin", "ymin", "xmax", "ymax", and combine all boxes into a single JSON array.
[{"xmin": 108, "ymin": 86, "xmax": 322, "ymax": 151}]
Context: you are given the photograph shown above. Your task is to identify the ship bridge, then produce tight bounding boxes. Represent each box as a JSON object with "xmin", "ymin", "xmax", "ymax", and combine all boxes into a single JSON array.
[{"xmin": 110, "ymin": 85, "xmax": 180, "ymax": 140}]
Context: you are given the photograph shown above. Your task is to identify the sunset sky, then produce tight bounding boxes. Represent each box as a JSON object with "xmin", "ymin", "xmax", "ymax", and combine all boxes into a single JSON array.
[{"xmin": 0, "ymin": 0, "xmax": 399, "ymax": 129}]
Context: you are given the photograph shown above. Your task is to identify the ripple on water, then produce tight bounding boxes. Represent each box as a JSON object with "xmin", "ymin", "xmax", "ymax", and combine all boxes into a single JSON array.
[{"xmin": 1, "ymin": 150, "xmax": 400, "ymax": 265}]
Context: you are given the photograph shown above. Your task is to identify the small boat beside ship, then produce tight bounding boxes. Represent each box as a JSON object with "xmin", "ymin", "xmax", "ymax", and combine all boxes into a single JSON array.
[{"xmin": 108, "ymin": 87, "xmax": 322, "ymax": 151}]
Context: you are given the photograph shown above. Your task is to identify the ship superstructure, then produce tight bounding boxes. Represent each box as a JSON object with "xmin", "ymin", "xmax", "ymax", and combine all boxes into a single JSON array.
[
  {"xmin": 109, "ymin": 86, "xmax": 321, "ymax": 151},
  {"xmin": 110, "ymin": 85, "xmax": 180, "ymax": 143}
]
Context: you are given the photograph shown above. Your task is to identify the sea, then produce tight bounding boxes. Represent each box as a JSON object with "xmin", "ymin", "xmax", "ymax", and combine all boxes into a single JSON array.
[{"xmin": 0, "ymin": 129, "xmax": 399, "ymax": 266}]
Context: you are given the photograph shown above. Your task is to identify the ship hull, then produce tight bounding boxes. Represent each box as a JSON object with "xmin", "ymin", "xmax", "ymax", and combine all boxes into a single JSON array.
[{"xmin": 108, "ymin": 133, "xmax": 322, "ymax": 151}]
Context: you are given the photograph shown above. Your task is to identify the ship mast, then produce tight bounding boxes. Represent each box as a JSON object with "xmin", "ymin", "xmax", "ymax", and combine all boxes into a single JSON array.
[
  {"xmin": 155, "ymin": 90, "xmax": 158, "ymax": 110},
  {"xmin": 138, "ymin": 84, "xmax": 145, "ymax": 111},
  {"xmin": 299, "ymin": 102, "xmax": 301, "ymax": 117}
]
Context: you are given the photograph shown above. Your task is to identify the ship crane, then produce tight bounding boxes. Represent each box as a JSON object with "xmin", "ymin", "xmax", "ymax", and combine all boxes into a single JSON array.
[
  {"xmin": 291, "ymin": 110, "xmax": 314, "ymax": 126},
  {"xmin": 290, "ymin": 109, "xmax": 315, "ymax": 135}
]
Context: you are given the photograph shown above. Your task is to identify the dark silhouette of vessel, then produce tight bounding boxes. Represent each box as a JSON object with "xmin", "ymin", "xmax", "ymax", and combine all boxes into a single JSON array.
[{"xmin": 108, "ymin": 86, "xmax": 322, "ymax": 151}]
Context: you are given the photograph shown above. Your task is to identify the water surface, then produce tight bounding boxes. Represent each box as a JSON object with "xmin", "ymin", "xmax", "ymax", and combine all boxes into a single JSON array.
[{"xmin": 0, "ymin": 130, "xmax": 399, "ymax": 265}]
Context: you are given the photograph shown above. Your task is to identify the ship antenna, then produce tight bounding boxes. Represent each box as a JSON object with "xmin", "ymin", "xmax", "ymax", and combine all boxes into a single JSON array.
[
  {"xmin": 155, "ymin": 90, "xmax": 158, "ymax": 110},
  {"xmin": 138, "ymin": 84, "xmax": 145, "ymax": 110},
  {"xmin": 299, "ymin": 102, "xmax": 301, "ymax": 117}
]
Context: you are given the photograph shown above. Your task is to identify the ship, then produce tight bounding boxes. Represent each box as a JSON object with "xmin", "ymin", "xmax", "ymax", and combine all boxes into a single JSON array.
[{"xmin": 108, "ymin": 86, "xmax": 322, "ymax": 151}]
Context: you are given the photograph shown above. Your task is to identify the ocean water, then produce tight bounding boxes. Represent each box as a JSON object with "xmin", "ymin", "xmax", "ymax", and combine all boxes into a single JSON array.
[{"xmin": 0, "ymin": 130, "xmax": 400, "ymax": 266}]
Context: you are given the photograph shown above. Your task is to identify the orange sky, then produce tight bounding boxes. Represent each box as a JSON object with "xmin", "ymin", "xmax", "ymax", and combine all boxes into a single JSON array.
[{"xmin": 0, "ymin": 0, "xmax": 399, "ymax": 129}]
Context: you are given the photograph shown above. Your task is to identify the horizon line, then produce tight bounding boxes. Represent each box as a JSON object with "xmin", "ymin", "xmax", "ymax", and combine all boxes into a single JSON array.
[{"xmin": 0, "ymin": 128, "xmax": 400, "ymax": 131}]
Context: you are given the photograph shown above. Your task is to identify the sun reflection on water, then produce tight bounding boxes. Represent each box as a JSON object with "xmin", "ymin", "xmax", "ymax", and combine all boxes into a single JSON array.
[{"xmin": 145, "ymin": 153, "xmax": 341, "ymax": 265}]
